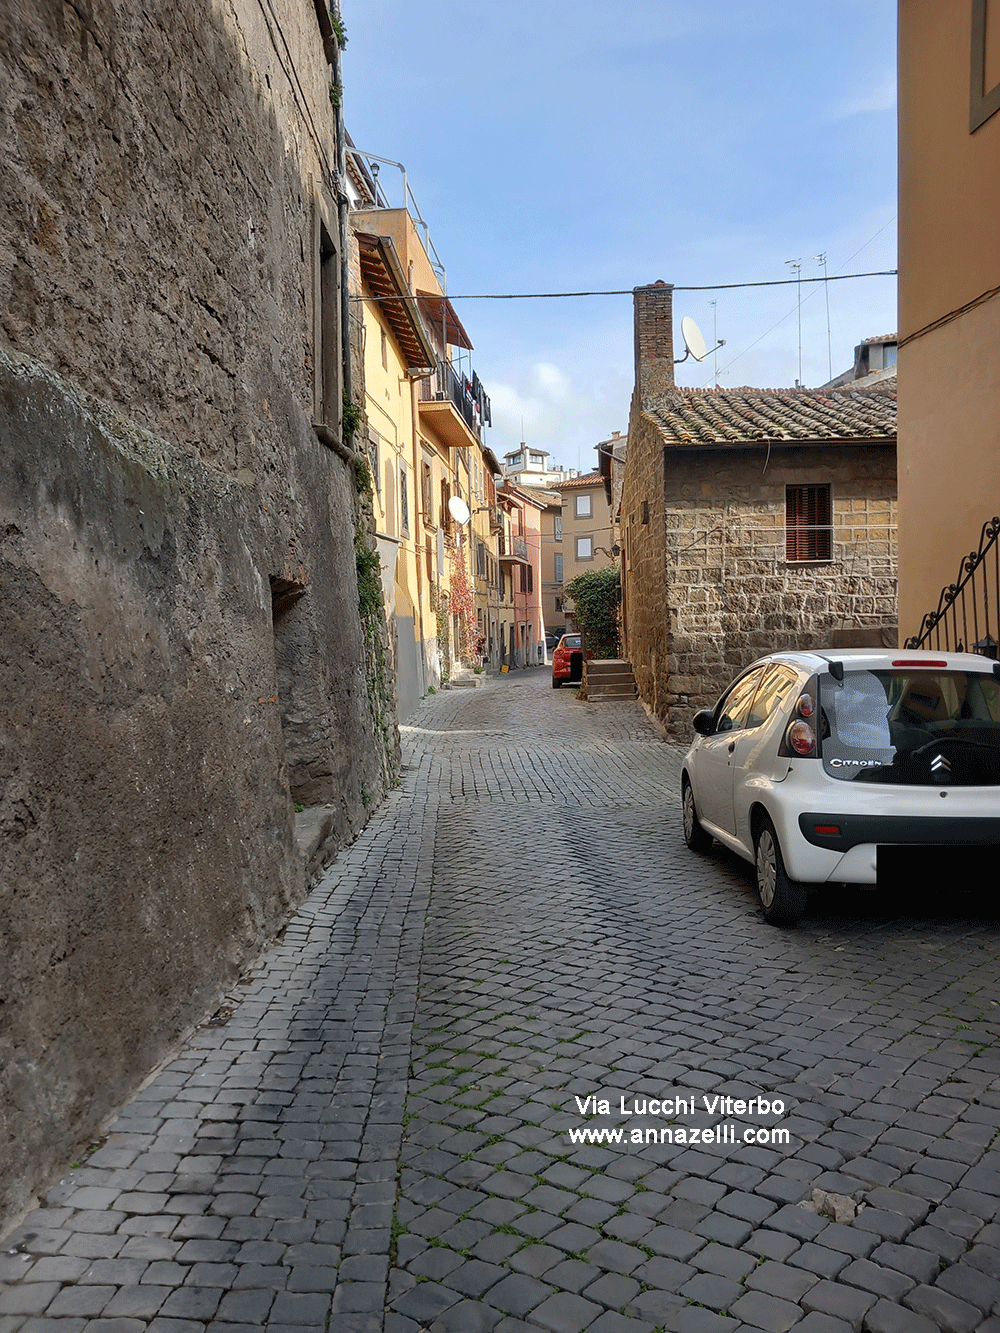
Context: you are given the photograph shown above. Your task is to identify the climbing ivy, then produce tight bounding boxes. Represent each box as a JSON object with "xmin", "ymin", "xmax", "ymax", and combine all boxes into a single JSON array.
[{"xmin": 564, "ymin": 566, "xmax": 621, "ymax": 658}]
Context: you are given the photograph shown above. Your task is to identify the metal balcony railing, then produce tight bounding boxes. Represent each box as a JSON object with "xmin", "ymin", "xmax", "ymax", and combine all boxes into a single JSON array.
[
  {"xmin": 498, "ymin": 534, "xmax": 528, "ymax": 561},
  {"xmin": 905, "ymin": 516, "xmax": 1000, "ymax": 657},
  {"xmin": 419, "ymin": 358, "xmax": 485, "ymax": 442}
]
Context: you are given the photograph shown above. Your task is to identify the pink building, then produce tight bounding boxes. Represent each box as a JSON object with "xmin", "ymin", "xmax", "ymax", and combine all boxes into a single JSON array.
[{"xmin": 499, "ymin": 483, "xmax": 547, "ymax": 668}]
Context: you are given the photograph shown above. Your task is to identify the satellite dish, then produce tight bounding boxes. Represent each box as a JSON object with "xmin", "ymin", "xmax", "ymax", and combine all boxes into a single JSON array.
[
  {"xmin": 448, "ymin": 496, "xmax": 471, "ymax": 525},
  {"xmin": 681, "ymin": 316, "xmax": 708, "ymax": 362}
]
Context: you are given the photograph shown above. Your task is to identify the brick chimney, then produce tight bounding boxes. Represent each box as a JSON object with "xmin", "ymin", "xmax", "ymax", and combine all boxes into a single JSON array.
[{"xmin": 633, "ymin": 280, "xmax": 675, "ymax": 400}]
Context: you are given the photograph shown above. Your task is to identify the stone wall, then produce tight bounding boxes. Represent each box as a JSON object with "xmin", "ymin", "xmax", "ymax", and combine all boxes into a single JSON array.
[
  {"xmin": 620, "ymin": 405, "xmax": 668, "ymax": 715},
  {"xmin": 0, "ymin": 1, "xmax": 395, "ymax": 1228},
  {"xmin": 624, "ymin": 437, "xmax": 897, "ymax": 739}
]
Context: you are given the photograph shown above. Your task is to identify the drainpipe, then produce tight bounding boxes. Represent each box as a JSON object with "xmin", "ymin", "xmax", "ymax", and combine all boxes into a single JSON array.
[{"xmin": 330, "ymin": 0, "xmax": 352, "ymax": 442}]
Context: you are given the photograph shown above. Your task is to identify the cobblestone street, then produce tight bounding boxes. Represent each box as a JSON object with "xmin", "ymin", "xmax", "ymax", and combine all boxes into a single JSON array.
[{"xmin": 4, "ymin": 668, "xmax": 1000, "ymax": 1333}]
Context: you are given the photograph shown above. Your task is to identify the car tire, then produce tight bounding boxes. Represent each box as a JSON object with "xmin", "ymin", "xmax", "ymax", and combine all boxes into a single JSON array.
[
  {"xmin": 682, "ymin": 780, "xmax": 713, "ymax": 853},
  {"xmin": 754, "ymin": 816, "xmax": 807, "ymax": 927},
  {"xmin": 551, "ymin": 676, "xmax": 561, "ymax": 689}
]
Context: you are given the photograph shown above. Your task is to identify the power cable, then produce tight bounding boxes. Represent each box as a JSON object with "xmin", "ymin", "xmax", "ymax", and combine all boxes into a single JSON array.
[{"xmin": 348, "ymin": 270, "xmax": 896, "ymax": 303}]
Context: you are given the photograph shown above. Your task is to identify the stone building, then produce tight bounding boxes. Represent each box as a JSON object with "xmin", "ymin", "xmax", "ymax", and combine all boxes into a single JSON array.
[
  {"xmin": 621, "ymin": 283, "xmax": 898, "ymax": 739},
  {"xmin": 0, "ymin": 1, "xmax": 395, "ymax": 1225}
]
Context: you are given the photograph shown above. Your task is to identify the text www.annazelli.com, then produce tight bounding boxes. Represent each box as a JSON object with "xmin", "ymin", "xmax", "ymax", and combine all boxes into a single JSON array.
[{"xmin": 567, "ymin": 1123, "xmax": 790, "ymax": 1147}]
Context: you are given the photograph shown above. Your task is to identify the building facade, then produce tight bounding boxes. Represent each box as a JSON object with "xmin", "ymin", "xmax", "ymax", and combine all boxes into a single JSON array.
[
  {"xmin": 347, "ymin": 164, "xmax": 498, "ymax": 712},
  {"xmin": 897, "ymin": 1, "xmax": 1000, "ymax": 646}
]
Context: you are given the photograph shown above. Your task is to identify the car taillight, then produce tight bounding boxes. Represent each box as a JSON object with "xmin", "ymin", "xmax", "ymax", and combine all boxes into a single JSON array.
[
  {"xmin": 796, "ymin": 694, "xmax": 815, "ymax": 718},
  {"xmin": 786, "ymin": 720, "xmax": 816, "ymax": 756}
]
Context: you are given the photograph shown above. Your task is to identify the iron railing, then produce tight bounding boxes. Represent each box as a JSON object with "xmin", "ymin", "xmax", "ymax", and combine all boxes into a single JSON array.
[
  {"xmin": 904, "ymin": 516, "xmax": 1000, "ymax": 656},
  {"xmin": 419, "ymin": 358, "xmax": 484, "ymax": 442}
]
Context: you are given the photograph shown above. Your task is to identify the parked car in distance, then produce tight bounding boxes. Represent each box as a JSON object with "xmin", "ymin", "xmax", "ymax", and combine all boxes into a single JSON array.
[
  {"xmin": 545, "ymin": 628, "xmax": 563, "ymax": 651},
  {"xmin": 552, "ymin": 633, "xmax": 585, "ymax": 688},
  {"xmin": 681, "ymin": 649, "xmax": 1000, "ymax": 925}
]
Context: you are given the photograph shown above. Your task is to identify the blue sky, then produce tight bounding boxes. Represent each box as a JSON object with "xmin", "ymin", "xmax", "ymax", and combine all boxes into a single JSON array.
[{"xmin": 342, "ymin": 1, "xmax": 897, "ymax": 472}]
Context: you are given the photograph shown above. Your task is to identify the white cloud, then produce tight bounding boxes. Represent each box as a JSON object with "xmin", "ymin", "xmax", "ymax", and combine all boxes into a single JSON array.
[{"xmin": 829, "ymin": 72, "xmax": 896, "ymax": 120}]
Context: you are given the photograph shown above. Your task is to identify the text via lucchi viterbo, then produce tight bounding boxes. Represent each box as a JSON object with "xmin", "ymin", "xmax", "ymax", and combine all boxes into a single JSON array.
[{"xmin": 567, "ymin": 1092, "xmax": 792, "ymax": 1149}]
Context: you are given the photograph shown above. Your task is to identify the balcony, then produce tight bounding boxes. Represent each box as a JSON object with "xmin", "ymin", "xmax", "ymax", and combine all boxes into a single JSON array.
[
  {"xmin": 418, "ymin": 358, "xmax": 489, "ymax": 448},
  {"xmin": 499, "ymin": 534, "xmax": 528, "ymax": 564}
]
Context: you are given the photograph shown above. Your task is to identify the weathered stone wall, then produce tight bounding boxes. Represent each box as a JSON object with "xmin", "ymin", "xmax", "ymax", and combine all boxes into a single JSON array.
[
  {"xmin": 624, "ymin": 437, "xmax": 897, "ymax": 739},
  {"xmin": 620, "ymin": 404, "xmax": 668, "ymax": 715},
  {"xmin": 0, "ymin": 0, "xmax": 395, "ymax": 1228}
]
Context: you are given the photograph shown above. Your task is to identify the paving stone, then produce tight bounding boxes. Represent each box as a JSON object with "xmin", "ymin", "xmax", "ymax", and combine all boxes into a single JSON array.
[
  {"xmin": 662, "ymin": 1308, "xmax": 738, "ymax": 1333},
  {"xmin": 585, "ymin": 1312, "xmax": 656, "ymax": 1333},
  {"xmin": 679, "ymin": 1271, "xmax": 744, "ymax": 1311},
  {"xmin": 582, "ymin": 1272, "xmax": 640, "ymax": 1309},
  {"xmin": 728, "ymin": 1290, "xmax": 803, "ymax": 1333},
  {"xmin": 486, "ymin": 1272, "xmax": 554, "ymax": 1318},
  {"xmin": 867, "ymin": 1243, "xmax": 941, "ymax": 1286},
  {"xmin": 935, "ymin": 1260, "xmax": 1000, "ymax": 1313},
  {"xmin": 801, "ymin": 1278, "xmax": 876, "ymax": 1329},
  {"xmin": 787, "ymin": 1242, "xmax": 852, "ymax": 1280},
  {"xmin": 643, "ymin": 1226, "xmax": 706, "ymax": 1261},
  {"xmin": 585, "ymin": 1238, "xmax": 645, "ymax": 1275},
  {"xmin": 743, "ymin": 1229, "xmax": 800, "ymax": 1263},
  {"xmin": 426, "ymin": 1299, "xmax": 503, "ymax": 1333},
  {"xmin": 528, "ymin": 1291, "xmax": 603, "ymax": 1333},
  {"xmin": 694, "ymin": 1244, "xmax": 757, "ymax": 1281},
  {"xmin": 838, "ymin": 1258, "xmax": 914, "ymax": 1301},
  {"xmin": 745, "ymin": 1261, "xmax": 819, "ymax": 1301},
  {"xmin": 541, "ymin": 1261, "xmax": 602, "ymax": 1294}
]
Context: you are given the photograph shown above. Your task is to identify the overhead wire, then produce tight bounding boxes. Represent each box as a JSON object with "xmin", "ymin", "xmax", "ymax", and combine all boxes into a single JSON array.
[{"xmin": 347, "ymin": 269, "xmax": 896, "ymax": 303}]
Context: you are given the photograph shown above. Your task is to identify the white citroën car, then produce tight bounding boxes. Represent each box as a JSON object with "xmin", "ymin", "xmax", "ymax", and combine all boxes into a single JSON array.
[{"xmin": 681, "ymin": 649, "xmax": 1000, "ymax": 925}]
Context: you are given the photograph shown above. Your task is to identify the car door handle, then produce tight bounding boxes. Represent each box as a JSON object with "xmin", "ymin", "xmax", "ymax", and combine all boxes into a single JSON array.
[{"xmin": 728, "ymin": 741, "xmax": 736, "ymax": 753}]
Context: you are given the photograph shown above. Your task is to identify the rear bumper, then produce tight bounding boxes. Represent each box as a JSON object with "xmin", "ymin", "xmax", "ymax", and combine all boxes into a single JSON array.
[{"xmin": 798, "ymin": 813, "xmax": 1000, "ymax": 852}]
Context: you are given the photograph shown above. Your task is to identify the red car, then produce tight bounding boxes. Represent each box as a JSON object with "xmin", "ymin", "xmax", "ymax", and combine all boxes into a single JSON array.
[{"xmin": 552, "ymin": 633, "xmax": 586, "ymax": 688}]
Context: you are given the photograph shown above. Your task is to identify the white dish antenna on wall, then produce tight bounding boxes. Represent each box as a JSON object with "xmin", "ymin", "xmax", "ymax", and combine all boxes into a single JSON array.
[
  {"xmin": 681, "ymin": 317, "xmax": 708, "ymax": 362},
  {"xmin": 674, "ymin": 315, "xmax": 724, "ymax": 366},
  {"xmin": 448, "ymin": 496, "xmax": 471, "ymax": 526}
]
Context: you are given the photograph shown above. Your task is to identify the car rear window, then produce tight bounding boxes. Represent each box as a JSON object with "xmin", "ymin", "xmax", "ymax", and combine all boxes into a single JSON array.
[
  {"xmin": 561, "ymin": 636, "xmax": 581, "ymax": 649},
  {"xmin": 820, "ymin": 669, "xmax": 1000, "ymax": 785}
]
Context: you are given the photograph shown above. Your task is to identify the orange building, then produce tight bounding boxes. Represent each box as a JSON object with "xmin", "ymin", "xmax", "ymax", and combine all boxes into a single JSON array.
[{"xmin": 898, "ymin": 1, "xmax": 1000, "ymax": 648}]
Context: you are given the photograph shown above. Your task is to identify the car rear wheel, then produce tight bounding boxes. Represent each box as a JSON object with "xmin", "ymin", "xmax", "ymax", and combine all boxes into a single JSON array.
[
  {"xmin": 754, "ymin": 816, "xmax": 807, "ymax": 926},
  {"xmin": 551, "ymin": 676, "xmax": 561, "ymax": 689},
  {"xmin": 682, "ymin": 780, "xmax": 713, "ymax": 853}
]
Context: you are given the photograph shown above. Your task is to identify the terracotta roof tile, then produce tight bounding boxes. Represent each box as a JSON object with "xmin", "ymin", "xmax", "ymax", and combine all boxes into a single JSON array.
[
  {"xmin": 558, "ymin": 471, "xmax": 604, "ymax": 488},
  {"xmin": 644, "ymin": 383, "xmax": 895, "ymax": 448}
]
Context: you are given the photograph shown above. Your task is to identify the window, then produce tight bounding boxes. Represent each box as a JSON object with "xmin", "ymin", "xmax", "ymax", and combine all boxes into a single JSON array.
[
  {"xmin": 575, "ymin": 493, "xmax": 592, "ymax": 519},
  {"xmin": 554, "ymin": 553, "xmax": 563, "ymax": 583},
  {"xmin": 530, "ymin": 451, "xmax": 545, "ymax": 464},
  {"xmin": 440, "ymin": 478, "xmax": 451, "ymax": 533},
  {"xmin": 368, "ymin": 433, "xmax": 380, "ymax": 496},
  {"xmin": 747, "ymin": 666, "xmax": 799, "ymax": 729},
  {"xmin": 528, "ymin": 565, "xmax": 534, "ymax": 593},
  {"xmin": 576, "ymin": 537, "xmax": 593, "ymax": 560},
  {"xmin": 971, "ymin": 0, "xmax": 1000, "ymax": 132},
  {"xmin": 318, "ymin": 222, "xmax": 340, "ymax": 425},
  {"xmin": 399, "ymin": 464, "xmax": 409, "ymax": 535},
  {"xmin": 380, "ymin": 326, "xmax": 388, "ymax": 370},
  {"xmin": 476, "ymin": 541, "xmax": 486, "ymax": 577},
  {"xmin": 786, "ymin": 484, "xmax": 832, "ymax": 561},
  {"xmin": 554, "ymin": 515, "xmax": 562, "ymax": 541},
  {"xmin": 713, "ymin": 668, "xmax": 766, "ymax": 733},
  {"xmin": 421, "ymin": 462, "xmax": 433, "ymax": 524}
]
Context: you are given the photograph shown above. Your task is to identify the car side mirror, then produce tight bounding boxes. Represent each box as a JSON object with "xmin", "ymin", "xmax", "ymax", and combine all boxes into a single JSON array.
[{"xmin": 692, "ymin": 709, "xmax": 715, "ymax": 736}]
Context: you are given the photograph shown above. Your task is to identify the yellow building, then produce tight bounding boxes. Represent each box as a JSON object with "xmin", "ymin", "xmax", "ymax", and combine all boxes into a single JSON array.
[
  {"xmin": 898, "ymin": 1, "xmax": 1000, "ymax": 647},
  {"xmin": 347, "ymin": 160, "xmax": 498, "ymax": 713}
]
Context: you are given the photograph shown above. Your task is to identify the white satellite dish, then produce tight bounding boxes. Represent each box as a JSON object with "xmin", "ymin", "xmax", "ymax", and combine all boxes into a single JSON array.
[
  {"xmin": 681, "ymin": 316, "xmax": 708, "ymax": 362},
  {"xmin": 448, "ymin": 495, "xmax": 471, "ymax": 525}
]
